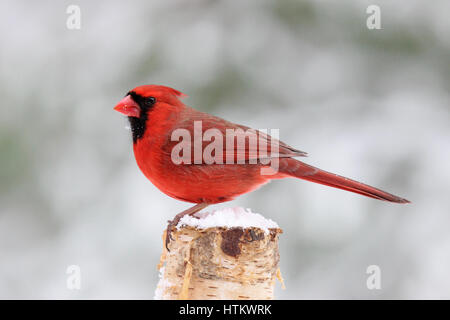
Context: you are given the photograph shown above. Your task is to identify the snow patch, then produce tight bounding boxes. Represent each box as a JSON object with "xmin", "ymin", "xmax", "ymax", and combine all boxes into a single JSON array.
[
  {"xmin": 177, "ymin": 207, "xmax": 279, "ymax": 234},
  {"xmin": 153, "ymin": 267, "xmax": 172, "ymax": 300}
]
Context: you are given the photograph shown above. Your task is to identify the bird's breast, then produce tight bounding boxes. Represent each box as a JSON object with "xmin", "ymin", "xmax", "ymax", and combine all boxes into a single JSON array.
[{"xmin": 133, "ymin": 138, "xmax": 269, "ymax": 203}]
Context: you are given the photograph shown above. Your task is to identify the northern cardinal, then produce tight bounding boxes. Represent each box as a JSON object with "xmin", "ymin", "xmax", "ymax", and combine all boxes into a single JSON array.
[{"xmin": 114, "ymin": 85, "xmax": 409, "ymax": 248}]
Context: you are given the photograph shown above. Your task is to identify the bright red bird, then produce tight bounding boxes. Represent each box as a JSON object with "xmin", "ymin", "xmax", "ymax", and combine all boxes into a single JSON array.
[{"xmin": 114, "ymin": 85, "xmax": 409, "ymax": 248}]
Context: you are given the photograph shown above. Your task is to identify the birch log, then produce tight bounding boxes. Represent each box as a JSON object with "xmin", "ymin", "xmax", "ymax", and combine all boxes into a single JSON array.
[{"xmin": 154, "ymin": 208, "xmax": 283, "ymax": 300}]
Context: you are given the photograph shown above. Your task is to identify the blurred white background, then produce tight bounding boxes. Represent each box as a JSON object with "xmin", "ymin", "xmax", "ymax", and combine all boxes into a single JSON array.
[{"xmin": 0, "ymin": 0, "xmax": 449, "ymax": 299}]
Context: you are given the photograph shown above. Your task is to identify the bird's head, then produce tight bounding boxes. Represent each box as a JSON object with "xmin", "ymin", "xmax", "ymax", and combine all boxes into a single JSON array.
[
  {"xmin": 114, "ymin": 84, "xmax": 187, "ymax": 118},
  {"xmin": 114, "ymin": 85, "xmax": 187, "ymax": 142}
]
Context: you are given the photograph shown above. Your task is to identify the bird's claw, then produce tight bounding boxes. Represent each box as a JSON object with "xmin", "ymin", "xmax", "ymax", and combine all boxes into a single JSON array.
[
  {"xmin": 164, "ymin": 203, "xmax": 209, "ymax": 252},
  {"xmin": 165, "ymin": 220, "xmax": 176, "ymax": 251}
]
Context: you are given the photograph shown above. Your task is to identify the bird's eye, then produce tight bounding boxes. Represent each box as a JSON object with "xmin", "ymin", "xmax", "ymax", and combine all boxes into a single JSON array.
[{"xmin": 144, "ymin": 97, "xmax": 156, "ymax": 106}]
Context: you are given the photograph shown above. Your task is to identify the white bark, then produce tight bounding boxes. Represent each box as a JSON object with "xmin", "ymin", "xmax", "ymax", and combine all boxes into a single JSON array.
[{"xmin": 155, "ymin": 214, "xmax": 283, "ymax": 300}]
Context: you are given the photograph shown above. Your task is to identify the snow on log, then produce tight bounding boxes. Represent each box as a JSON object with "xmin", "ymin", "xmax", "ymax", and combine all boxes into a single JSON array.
[{"xmin": 154, "ymin": 207, "xmax": 284, "ymax": 300}]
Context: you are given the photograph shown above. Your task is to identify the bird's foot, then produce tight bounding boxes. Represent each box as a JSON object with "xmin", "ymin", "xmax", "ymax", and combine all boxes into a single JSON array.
[
  {"xmin": 164, "ymin": 203, "xmax": 210, "ymax": 252},
  {"xmin": 165, "ymin": 219, "xmax": 177, "ymax": 251}
]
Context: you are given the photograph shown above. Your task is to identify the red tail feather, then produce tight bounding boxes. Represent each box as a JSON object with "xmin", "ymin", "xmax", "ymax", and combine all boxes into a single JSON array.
[{"xmin": 279, "ymin": 159, "xmax": 410, "ymax": 203}]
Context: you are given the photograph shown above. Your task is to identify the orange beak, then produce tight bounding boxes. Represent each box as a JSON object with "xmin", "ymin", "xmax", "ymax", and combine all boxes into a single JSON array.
[{"xmin": 114, "ymin": 95, "xmax": 141, "ymax": 118}]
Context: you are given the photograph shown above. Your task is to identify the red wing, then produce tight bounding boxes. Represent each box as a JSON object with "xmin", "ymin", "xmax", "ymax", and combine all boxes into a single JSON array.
[{"xmin": 162, "ymin": 109, "xmax": 307, "ymax": 164}]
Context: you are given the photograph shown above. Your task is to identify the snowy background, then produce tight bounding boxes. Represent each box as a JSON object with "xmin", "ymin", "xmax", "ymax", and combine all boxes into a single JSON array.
[{"xmin": 1, "ymin": 0, "xmax": 449, "ymax": 299}]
